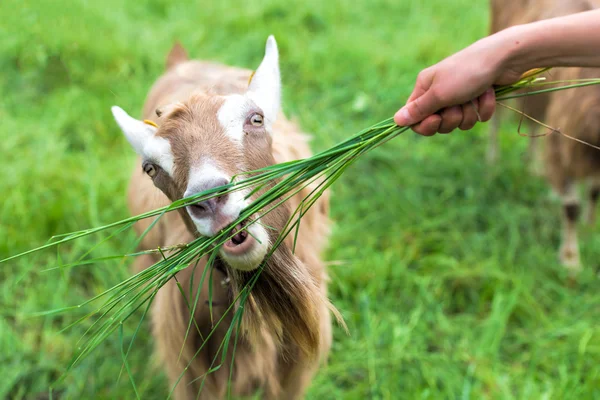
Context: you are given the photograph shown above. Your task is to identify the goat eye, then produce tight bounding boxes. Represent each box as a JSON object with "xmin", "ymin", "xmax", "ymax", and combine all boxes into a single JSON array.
[
  {"xmin": 143, "ymin": 162, "xmax": 158, "ymax": 178},
  {"xmin": 250, "ymin": 113, "xmax": 263, "ymax": 127}
]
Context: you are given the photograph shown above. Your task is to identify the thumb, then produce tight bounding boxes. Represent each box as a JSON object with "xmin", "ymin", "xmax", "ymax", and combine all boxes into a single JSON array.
[{"xmin": 394, "ymin": 89, "xmax": 440, "ymax": 126}]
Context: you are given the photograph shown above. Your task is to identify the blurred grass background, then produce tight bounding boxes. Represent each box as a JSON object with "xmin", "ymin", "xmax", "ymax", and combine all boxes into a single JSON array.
[{"xmin": 1, "ymin": 0, "xmax": 600, "ymax": 399}]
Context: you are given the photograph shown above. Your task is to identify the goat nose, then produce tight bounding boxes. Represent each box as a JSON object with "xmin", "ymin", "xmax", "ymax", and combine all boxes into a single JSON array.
[{"xmin": 186, "ymin": 178, "xmax": 230, "ymax": 219}]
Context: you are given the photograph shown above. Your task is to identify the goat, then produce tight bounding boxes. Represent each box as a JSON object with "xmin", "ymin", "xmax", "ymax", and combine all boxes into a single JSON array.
[
  {"xmin": 544, "ymin": 65, "xmax": 600, "ymax": 271},
  {"xmin": 491, "ymin": 0, "xmax": 600, "ymax": 270},
  {"xmin": 111, "ymin": 36, "xmax": 334, "ymax": 399},
  {"xmin": 487, "ymin": 0, "xmax": 549, "ymax": 166},
  {"xmin": 487, "ymin": 1, "xmax": 599, "ymax": 168}
]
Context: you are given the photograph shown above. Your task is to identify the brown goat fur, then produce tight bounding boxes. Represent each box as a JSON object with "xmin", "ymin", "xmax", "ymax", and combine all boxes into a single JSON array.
[
  {"xmin": 486, "ymin": 0, "xmax": 594, "ymax": 165},
  {"xmin": 124, "ymin": 42, "xmax": 333, "ymax": 399},
  {"xmin": 544, "ymin": 65, "xmax": 600, "ymax": 270},
  {"xmin": 490, "ymin": 0, "xmax": 600, "ymax": 269},
  {"xmin": 545, "ymin": 67, "xmax": 600, "ymax": 188},
  {"xmin": 489, "ymin": 0, "xmax": 535, "ymax": 35},
  {"xmin": 487, "ymin": 0, "xmax": 545, "ymax": 165}
]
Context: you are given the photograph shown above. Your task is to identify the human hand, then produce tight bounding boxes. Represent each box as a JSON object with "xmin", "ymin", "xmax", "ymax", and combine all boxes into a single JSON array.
[{"xmin": 394, "ymin": 33, "xmax": 524, "ymax": 135}]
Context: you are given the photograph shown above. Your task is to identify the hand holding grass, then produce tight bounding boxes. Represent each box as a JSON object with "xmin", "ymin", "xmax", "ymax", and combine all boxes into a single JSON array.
[
  {"xmin": 393, "ymin": 47, "xmax": 500, "ymax": 136},
  {"xmin": 396, "ymin": 9, "xmax": 600, "ymax": 136}
]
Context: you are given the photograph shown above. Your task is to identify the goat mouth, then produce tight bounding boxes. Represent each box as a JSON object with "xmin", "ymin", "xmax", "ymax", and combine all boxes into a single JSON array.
[{"xmin": 221, "ymin": 222, "xmax": 255, "ymax": 255}]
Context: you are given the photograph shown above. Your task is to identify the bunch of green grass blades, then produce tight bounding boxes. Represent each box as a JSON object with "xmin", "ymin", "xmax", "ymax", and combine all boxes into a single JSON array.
[{"xmin": 3, "ymin": 69, "xmax": 600, "ymax": 391}]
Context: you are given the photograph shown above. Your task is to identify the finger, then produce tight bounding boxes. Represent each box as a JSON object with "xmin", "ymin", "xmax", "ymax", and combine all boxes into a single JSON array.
[
  {"xmin": 396, "ymin": 75, "xmax": 429, "ymax": 127},
  {"xmin": 478, "ymin": 88, "xmax": 496, "ymax": 122},
  {"xmin": 438, "ymin": 106, "xmax": 464, "ymax": 134},
  {"xmin": 395, "ymin": 89, "xmax": 443, "ymax": 127},
  {"xmin": 412, "ymin": 114, "xmax": 442, "ymax": 136},
  {"xmin": 406, "ymin": 69, "xmax": 433, "ymax": 104},
  {"xmin": 406, "ymin": 84, "xmax": 426, "ymax": 104},
  {"xmin": 459, "ymin": 99, "xmax": 479, "ymax": 131},
  {"xmin": 396, "ymin": 87, "xmax": 427, "ymax": 126}
]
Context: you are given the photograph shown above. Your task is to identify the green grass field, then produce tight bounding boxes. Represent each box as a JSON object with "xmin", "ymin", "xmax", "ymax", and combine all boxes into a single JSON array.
[{"xmin": 2, "ymin": 0, "xmax": 600, "ymax": 399}]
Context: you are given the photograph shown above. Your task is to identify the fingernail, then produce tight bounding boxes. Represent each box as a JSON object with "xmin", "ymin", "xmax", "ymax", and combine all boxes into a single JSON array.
[{"xmin": 394, "ymin": 107, "xmax": 412, "ymax": 126}]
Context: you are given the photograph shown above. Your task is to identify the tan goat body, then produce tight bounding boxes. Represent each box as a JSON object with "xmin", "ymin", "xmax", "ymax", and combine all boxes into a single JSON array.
[
  {"xmin": 112, "ymin": 37, "xmax": 333, "ymax": 399},
  {"xmin": 489, "ymin": 0, "xmax": 600, "ymax": 269}
]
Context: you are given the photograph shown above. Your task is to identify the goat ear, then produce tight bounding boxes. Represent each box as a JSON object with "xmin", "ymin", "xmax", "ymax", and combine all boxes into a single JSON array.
[
  {"xmin": 111, "ymin": 106, "xmax": 157, "ymax": 155},
  {"xmin": 166, "ymin": 41, "xmax": 188, "ymax": 70},
  {"xmin": 247, "ymin": 35, "xmax": 281, "ymax": 122},
  {"xmin": 155, "ymin": 102, "xmax": 182, "ymax": 118}
]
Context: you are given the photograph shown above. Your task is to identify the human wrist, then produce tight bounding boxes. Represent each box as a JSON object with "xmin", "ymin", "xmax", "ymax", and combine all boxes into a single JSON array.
[{"xmin": 495, "ymin": 24, "xmax": 539, "ymax": 78}]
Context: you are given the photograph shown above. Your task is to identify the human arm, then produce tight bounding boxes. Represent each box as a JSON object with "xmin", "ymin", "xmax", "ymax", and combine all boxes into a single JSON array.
[{"xmin": 395, "ymin": 9, "xmax": 600, "ymax": 136}]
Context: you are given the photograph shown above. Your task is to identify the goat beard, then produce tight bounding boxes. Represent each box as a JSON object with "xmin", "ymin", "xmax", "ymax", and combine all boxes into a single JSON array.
[
  {"xmin": 177, "ymin": 185, "xmax": 333, "ymax": 361},
  {"xmin": 226, "ymin": 244, "xmax": 328, "ymax": 362}
]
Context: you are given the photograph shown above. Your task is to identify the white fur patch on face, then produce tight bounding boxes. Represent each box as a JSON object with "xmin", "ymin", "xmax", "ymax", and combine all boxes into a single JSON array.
[
  {"xmin": 184, "ymin": 160, "xmax": 270, "ymax": 270},
  {"xmin": 185, "ymin": 161, "xmax": 231, "ymax": 198},
  {"xmin": 143, "ymin": 136, "xmax": 174, "ymax": 176},
  {"xmin": 184, "ymin": 160, "xmax": 249, "ymax": 236},
  {"xmin": 217, "ymin": 94, "xmax": 253, "ymax": 146},
  {"xmin": 216, "ymin": 36, "xmax": 281, "ymax": 146}
]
